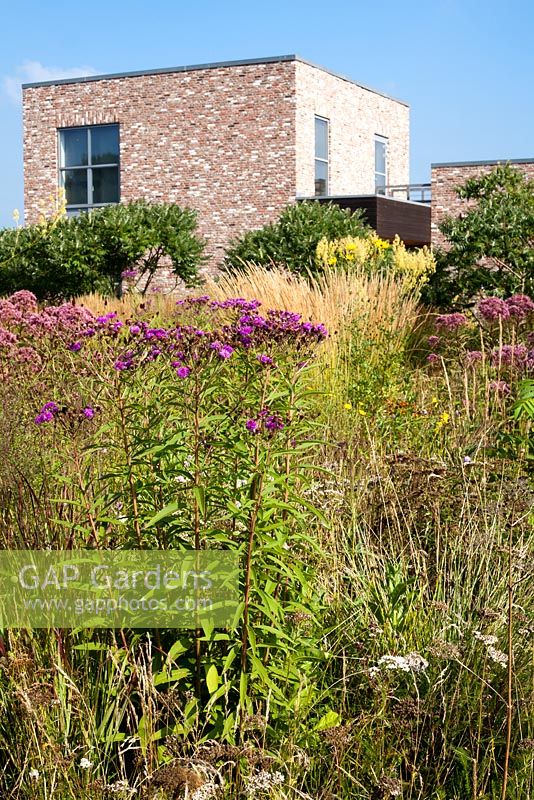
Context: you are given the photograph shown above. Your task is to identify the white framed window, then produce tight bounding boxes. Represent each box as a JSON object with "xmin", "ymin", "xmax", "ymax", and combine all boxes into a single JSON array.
[
  {"xmin": 58, "ymin": 124, "xmax": 120, "ymax": 214},
  {"xmin": 374, "ymin": 135, "xmax": 388, "ymax": 195},
  {"xmin": 314, "ymin": 116, "xmax": 329, "ymax": 197}
]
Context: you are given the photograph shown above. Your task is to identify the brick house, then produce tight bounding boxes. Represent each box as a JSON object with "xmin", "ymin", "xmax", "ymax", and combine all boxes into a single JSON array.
[
  {"xmin": 22, "ymin": 54, "xmax": 411, "ymax": 277},
  {"xmin": 431, "ymin": 158, "xmax": 534, "ymax": 249}
]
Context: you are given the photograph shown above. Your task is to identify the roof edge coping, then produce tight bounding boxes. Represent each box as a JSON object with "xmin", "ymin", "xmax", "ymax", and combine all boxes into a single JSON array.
[
  {"xmin": 21, "ymin": 53, "xmax": 408, "ymax": 104},
  {"xmin": 432, "ymin": 158, "xmax": 534, "ymax": 168}
]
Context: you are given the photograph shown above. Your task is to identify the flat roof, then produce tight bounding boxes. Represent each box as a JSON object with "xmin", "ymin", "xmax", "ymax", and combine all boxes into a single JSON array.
[
  {"xmin": 432, "ymin": 158, "xmax": 534, "ymax": 167},
  {"xmin": 21, "ymin": 54, "xmax": 408, "ymax": 106},
  {"xmin": 299, "ymin": 194, "xmax": 428, "ymax": 207}
]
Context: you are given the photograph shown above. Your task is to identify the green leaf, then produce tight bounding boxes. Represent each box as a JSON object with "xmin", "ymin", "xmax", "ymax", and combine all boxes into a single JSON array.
[
  {"xmin": 153, "ymin": 668, "xmax": 190, "ymax": 686},
  {"xmin": 145, "ymin": 500, "xmax": 179, "ymax": 528},
  {"xmin": 193, "ymin": 485, "xmax": 206, "ymax": 516},
  {"xmin": 314, "ymin": 710, "xmax": 342, "ymax": 731},
  {"xmin": 206, "ymin": 664, "xmax": 220, "ymax": 694}
]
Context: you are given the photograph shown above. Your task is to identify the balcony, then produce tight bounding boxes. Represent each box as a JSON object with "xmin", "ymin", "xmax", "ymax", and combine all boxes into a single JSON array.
[
  {"xmin": 309, "ymin": 187, "xmax": 431, "ymax": 247},
  {"xmin": 384, "ymin": 183, "xmax": 431, "ymax": 204}
]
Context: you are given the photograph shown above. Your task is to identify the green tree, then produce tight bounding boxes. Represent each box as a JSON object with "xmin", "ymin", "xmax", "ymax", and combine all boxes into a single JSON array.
[
  {"xmin": 0, "ymin": 200, "xmax": 205, "ymax": 301},
  {"xmin": 224, "ymin": 200, "xmax": 369, "ymax": 276},
  {"xmin": 423, "ymin": 165, "xmax": 534, "ymax": 307}
]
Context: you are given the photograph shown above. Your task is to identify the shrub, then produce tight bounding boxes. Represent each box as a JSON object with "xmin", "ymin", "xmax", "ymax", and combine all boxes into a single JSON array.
[
  {"xmin": 0, "ymin": 200, "xmax": 205, "ymax": 301},
  {"xmin": 224, "ymin": 200, "xmax": 369, "ymax": 276},
  {"xmin": 422, "ymin": 164, "xmax": 534, "ymax": 307}
]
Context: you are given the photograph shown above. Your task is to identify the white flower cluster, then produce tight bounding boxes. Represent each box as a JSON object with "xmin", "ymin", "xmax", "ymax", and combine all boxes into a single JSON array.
[
  {"xmin": 245, "ymin": 770, "xmax": 285, "ymax": 797},
  {"xmin": 107, "ymin": 779, "xmax": 136, "ymax": 796},
  {"xmin": 29, "ymin": 768, "xmax": 40, "ymax": 781},
  {"xmin": 473, "ymin": 631, "xmax": 507, "ymax": 667},
  {"xmin": 487, "ymin": 646, "xmax": 508, "ymax": 667},
  {"xmin": 79, "ymin": 757, "xmax": 92, "ymax": 770},
  {"xmin": 191, "ymin": 781, "xmax": 219, "ymax": 800},
  {"xmin": 474, "ymin": 631, "xmax": 498, "ymax": 646},
  {"xmin": 371, "ymin": 652, "xmax": 429, "ymax": 675}
]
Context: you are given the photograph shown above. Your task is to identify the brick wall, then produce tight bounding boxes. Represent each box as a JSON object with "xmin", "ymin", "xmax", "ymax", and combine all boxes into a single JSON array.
[
  {"xmin": 23, "ymin": 56, "xmax": 410, "ymax": 291},
  {"xmin": 23, "ymin": 59, "xmax": 298, "ymax": 280},
  {"xmin": 431, "ymin": 159, "xmax": 534, "ymax": 249},
  {"xmin": 295, "ymin": 61, "xmax": 409, "ymax": 198}
]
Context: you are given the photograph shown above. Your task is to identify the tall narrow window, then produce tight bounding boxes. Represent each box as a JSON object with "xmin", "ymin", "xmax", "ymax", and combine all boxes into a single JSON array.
[
  {"xmin": 314, "ymin": 116, "xmax": 329, "ymax": 197},
  {"xmin": 59, "ymin": 124, "xmax": 120, "ymax": 214},
  {"xmin": 374, "ymin": 135, "xmax": 388, "ymax": 195}
]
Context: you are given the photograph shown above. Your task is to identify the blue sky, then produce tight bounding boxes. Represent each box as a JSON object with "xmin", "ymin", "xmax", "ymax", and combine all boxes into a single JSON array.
[{"xmin": 1, "ymin": 0, "xmax": 533, "ymax": 227}]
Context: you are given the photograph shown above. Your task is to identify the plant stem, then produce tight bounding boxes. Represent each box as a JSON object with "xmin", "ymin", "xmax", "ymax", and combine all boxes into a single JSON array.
[
  {"xmin": 501, "ymin": 523, "xmax": 514, "ymax": 800},
  {"xmin": 116, "ymin": 391, "xmax": 142, "ymax": 547}
]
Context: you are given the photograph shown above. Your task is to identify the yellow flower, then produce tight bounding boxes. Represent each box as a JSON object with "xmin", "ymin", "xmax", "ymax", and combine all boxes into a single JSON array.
[
  {"xmin": 435, "ymin": 411, "xmax": 450, "ymax": 431},
  {"xmin": 431, "ymin": 396, "xmax": 439, "ymax": 405},
  {"xmin": 358, "ymin": 404, "xmax": 367, "ymax": 416},
  {"xmin": 343, "ymin": 402, "xmax": 352, "ymax": 410}
]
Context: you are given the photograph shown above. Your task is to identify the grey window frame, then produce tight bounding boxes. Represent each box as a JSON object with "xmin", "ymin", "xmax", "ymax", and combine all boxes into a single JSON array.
[
  {"xmin": 374, "ymin": 134, "xmax": 388, "ymax": 195},
  {"xmin": 58, "ymin": 124, "xmax": 120, "ymax": 213},
  {"xmin": 314, "ymin": 115, "xmax": 329, "ymax": 197}
]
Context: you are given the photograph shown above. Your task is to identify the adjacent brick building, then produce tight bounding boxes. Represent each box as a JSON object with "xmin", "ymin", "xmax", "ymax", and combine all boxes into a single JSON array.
[
  {"xmin": 22, "ymin": 55, "xmax": 410, "ymax": 279},
  {"xmin": 431, "ymin": 158, "xmax": 534, "ymax": 248}
]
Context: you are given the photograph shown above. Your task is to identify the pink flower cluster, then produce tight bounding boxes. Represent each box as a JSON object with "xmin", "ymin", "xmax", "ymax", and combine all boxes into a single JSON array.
[
  {"xmin": 490, "ymin": 344, "xmax": 530, "ymax": 368},
  {"xmin": 477, "ymin": 294, "xmax": 534, "ymax": 322},
  {"xmin": 435, "ymin": 313, "xmax": 468, "ymax": 331},
  {"xmin": 0, "ymin": 291, "xmax": 97, "ymax": 376}
]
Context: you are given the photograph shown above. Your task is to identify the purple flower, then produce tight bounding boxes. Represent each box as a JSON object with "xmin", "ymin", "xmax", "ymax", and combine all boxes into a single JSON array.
[
  {"xmin": 114, "ymin": 358, "xmax": 134, "ymax": 370},
  {"xmin": 35, "ymin": 410, "xmax": 54, "ymax": 425},
  {"xmin": 427, "ymin": 353, "xmax": 440, "ymax": 364},
  {"xmin": 214, "ymin": 297, "xmax": 262, "ymax": 311},
  {"xmin": 238, "ymin": 325, "xmax": 254, "ymax": 336},
  {"xmin": 129, "ymin": 324, "xmax": 141, "ymax": 335},
  {"xmin": 477, "ymin": 297, "xmax": 510, "ymax": 322},
  {"xmin": 257, "ymin": 354, "xmax": 274, "ymax": 366},
  {"xmin": 82, "ymin": 406, "xmax": 95, "ymax": 419},
  {"xmin": 428, "ymin": 335, "xmax": 441, "ymax": 348},
  {"xmin": 176, "ymin": 366, "xmax": 191, "ymax": 379},
  {"xmin": 67, "ymin": 341, "xmax": 82, "ymax": 352},
  {"xmin": 245, "ymin": 418, "xmax": 259, "ymax": 433},
  {"xmin": 121, "ymin": 269, "xmax": 138, "ymax": 279},
  {"xmin": 96, "ymin": 312, "xmax": 117, "ymax": 325},
  {"xmin": 145, "ymin": 327, "xmax": 168, "ymax": 340},
  {"xmin": 217, "ymin": 345, "xmax": 234, "ymax": 359},
  {"xmin": 34, "ymin": 401, "xmax": 59, "ymax": 425},
  {"xmin": 435, "ymin": 313, "xmax": 468, "ymax": 331},
  {"xmin": 505, "ymin": 294, "xmax": 534, "ymax": 319},
  {"xmin": 264, "ymin": 414, "xmax": 284, "ymax": 432}
]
